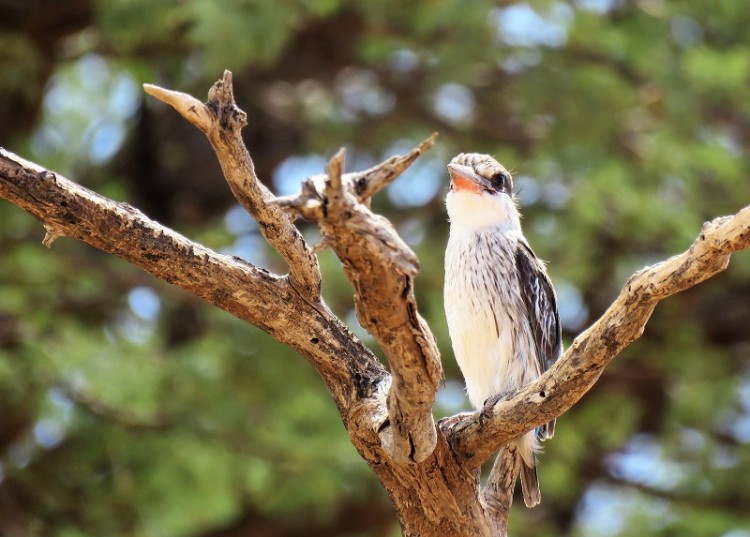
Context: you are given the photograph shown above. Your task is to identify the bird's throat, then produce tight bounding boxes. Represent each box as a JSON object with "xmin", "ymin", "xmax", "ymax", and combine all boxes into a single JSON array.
[{"xmin": 446, "ymin": 190, "xmax": 521, "ymax": 233}]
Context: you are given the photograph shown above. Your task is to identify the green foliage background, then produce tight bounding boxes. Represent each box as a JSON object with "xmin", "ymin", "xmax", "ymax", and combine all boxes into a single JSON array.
[{"xmin": 1, "ymin": 1, "xmax": 750, "ymax": 536}]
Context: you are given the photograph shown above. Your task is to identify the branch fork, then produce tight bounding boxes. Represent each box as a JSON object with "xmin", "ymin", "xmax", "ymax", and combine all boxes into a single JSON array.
[
  {"xmin": 3, "ymin": 70, "xmax": 750, "ymax": 537},
  {"xmin": 148, "ymin": 72, "xmax": 442, "ymax": 464},
  {"xmin": 145, "ymin": 70, "xmax": 321, "ymax": 299},
  {"xmin": 277, "ymin": 138, "xmax": 442, "ymax": 464}
]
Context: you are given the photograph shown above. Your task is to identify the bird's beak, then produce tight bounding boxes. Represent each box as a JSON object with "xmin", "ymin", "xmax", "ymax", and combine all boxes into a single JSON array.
[{"xmin": 447, "ymin": 163, "xmax": 492, "ymax": 193}]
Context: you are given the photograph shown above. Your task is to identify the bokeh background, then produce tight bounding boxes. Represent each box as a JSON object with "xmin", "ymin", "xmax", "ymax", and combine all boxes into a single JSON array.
[{"xmin": 2, "ymin": 1, "xmax": 750, "ymax": 536}]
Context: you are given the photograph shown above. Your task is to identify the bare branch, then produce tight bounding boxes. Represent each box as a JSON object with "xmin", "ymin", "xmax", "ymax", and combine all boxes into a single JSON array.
[
  {"xmin": 144, "ymin": 71, "xmax": 322, "ymax": 299},
  {"xmin": 273, "ymin": 134, "xmax": 437, "ymax": 221},
  {"xmin": 272, "ymin": 138, "xmax": 443, "ymax": 463},
  {"xmin": 444, "ymin": 205, "xmax": 750, "ymax": 469},
  {"xmin": 327, "ymin": 148, "xmax": 346, "ymax": 197},
  {"xmin": 318, "ymin": 149, "xmax": 441, "ymax": 463},
  {"xmin": 273, "ymin": 175, "xmax": 327, "ymax": 221},
  {"xmin": 0, "ymin": 148, "xmax": 386, "ymax": 418},
  {"xmin": 142, "ymin": 84, "xmax": 213, "ymax": 130},
  {"xmin": 350, "ymin": 133, "xmax": 438, "ymax": 201},
  {"xmin": 5, "ymin": 95, "xmax": 749, "ymax": 534}
]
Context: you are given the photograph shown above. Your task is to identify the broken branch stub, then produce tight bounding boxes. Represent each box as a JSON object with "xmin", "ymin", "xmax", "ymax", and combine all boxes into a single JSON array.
[
  {"xmin": 351, "ymin": 132, "xmax": 438, "ymax": 201},
  {"xmin": 271, "ymin": 133, "xmax": 439, "ymax": 221}
]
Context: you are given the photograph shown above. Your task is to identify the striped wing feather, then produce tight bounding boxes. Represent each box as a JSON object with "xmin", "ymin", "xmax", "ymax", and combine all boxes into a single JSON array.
[{"xmin": 515, "ymin": 241, "xmax": 562, "ymax": 440}]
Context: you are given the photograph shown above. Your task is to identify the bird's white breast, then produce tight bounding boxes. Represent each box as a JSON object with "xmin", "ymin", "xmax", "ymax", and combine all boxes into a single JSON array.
[
  {"xmin": 444, "ymin": 227, "xmax": 539, "ymax": 409},
  {"xmin": 444, "ymin": 226, "xmax": 541, "ymax": 465}
]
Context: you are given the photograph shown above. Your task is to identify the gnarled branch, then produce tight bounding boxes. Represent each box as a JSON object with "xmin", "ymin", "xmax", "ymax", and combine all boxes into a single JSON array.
[
  {"xmin": 275, "ymin": 139, "xmax": 442, "ymax": 464},
  {"xmin": 4, "ymin": 71, "xmax": 750, "ymax": 537},
  {"xmin": 145, "ymin": 74, "xmax": 442, "ymax": 463},
  {"xmin": 0, "ymin": 147, "xmax": 385, "ymax": 420},
  {"xmin": 144, "ymin": 71, "xmax": 321, "ymax": 299}
]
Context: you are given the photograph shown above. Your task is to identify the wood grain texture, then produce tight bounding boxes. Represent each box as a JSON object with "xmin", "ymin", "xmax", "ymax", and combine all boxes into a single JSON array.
[{"xmin": 0, "ymin": 147, "xmax": 385, "ymax": 422}]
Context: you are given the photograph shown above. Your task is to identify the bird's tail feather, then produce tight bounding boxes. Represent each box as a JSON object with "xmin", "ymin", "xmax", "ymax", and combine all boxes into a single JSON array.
[
  {"xmin": 520, "ymin": 462, "xmax": 541, "ymax": 508},
  {"xmin": 538, "ymin": 418, "xmax": 556, "ymax": 441}
]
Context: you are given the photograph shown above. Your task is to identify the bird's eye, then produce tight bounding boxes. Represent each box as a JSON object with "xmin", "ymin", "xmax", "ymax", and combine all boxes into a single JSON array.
[{"xmin": 491, "ymin": 172, "xmax": 510, "ymax": 192}]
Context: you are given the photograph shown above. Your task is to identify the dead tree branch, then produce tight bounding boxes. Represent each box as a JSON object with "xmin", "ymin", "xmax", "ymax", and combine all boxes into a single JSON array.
[
  {"xmin": 2, "ymin": 71, "xmax": 749, "ymax": 536},
  {"xmin": 146, "ymin": 72, "xmax": 442, "ymax": 464},
  {"xmin": 144, "ymin": 71, "xmax": 321, "ymax": 298},
  {"xmin": 273, "ymin": 137, "xmax": 442, "ymax": 464},
  {"xmin": 0, "ymin": 148, "xmax": 386, "ymax": 420},
  {"xmin": 318, "ymin": 146, "xmax": 442, "ymax": 464}
]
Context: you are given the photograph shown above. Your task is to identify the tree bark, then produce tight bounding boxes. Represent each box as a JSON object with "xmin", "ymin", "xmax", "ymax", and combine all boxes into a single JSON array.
[{"xmin": 2, "ymin": 71, "xmax": 750, "ymax": 536}]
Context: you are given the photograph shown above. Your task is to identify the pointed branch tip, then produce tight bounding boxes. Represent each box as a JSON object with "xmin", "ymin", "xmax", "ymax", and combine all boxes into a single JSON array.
[
  {"xmin": 143, "ymin": 83, "xmax": 210, "ymax": 130},
  {"xmin": 421, "ymin": 132, "xmax": 439, "ymax": 150},
  {"xmin": 208, "ymin": 70, "xmax": 236, "ymax": 106},
  {"xmin": 352, "ymin": 133, "xmax": 439, "ymax": 201}
]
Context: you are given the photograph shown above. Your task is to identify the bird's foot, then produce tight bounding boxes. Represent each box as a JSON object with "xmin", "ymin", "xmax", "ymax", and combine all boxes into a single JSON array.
[
  {"xmin": 438, "ymin": 412, "xmax": 474, "ymax": 434},
  {"xmin": 479, "ymin": 391, "xmax": 513, "ymax": 427}
]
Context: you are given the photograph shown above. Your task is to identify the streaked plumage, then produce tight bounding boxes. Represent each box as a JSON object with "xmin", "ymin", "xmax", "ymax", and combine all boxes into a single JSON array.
[{"xmin": 444, "ymin": 153, "xmax": 562, "ymax": 507}]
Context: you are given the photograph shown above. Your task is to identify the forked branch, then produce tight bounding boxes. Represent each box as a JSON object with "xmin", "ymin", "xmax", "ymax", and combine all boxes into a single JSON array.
[
  {"xmin": 144, "ymin": 71, "xmax": 321, "ymax": 298},
  {"xmin": 4, "ymin": 70, "xmax": 750, "ymax": 537},
  {"xmin": 278, "ymin": 139, "xmax": 443, "ymax": 464},
  {"xmin": 0, "ymin": 148, "xmax": 385, "ymax": 420}
]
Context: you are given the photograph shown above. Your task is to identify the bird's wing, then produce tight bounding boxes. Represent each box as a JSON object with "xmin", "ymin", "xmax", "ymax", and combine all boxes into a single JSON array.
[
  {"xmin": 515, "ymin": 241, "xmax": 562, "ymax": 374},
  {"xmin": 516, "ymin": 241, "xmax": 562, "ymax": 440}
]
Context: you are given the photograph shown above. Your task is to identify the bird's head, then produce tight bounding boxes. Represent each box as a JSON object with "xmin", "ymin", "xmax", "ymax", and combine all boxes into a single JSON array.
[{"xmin": 445, "ymin": 153, "xmax": 520, "ymax": 233}]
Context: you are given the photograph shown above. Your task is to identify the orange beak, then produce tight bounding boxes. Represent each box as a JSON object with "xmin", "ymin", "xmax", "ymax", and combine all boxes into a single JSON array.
[{"xmin": 447, "ymin": 163, "xmax": 491, "ymax": 193}]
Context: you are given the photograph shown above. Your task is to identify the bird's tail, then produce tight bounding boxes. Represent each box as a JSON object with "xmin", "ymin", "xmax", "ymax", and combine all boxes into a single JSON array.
[
  {"xmin": 520, "ymin": 461, "xmax": 541, "ymax": 508},
  {"xmin": 537, "ymin": 417, "xmax": 556, "ymax": 440},
  {"xmin": 517, "ymin": 431, "xmax": 541, "ymax": 507}
]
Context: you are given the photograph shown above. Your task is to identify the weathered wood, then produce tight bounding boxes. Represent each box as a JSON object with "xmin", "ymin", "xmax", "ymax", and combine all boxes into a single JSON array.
[
  {"xmin": 3, "ymin": 71, "xmax": 750, "ymax": 536},
  {"xmin": 145, "ymin": 72, "xmax": 322, "ymax": 299},
  {"xmin": 0, "ymin": 148, "xmax": 386, "ymax": 420}
]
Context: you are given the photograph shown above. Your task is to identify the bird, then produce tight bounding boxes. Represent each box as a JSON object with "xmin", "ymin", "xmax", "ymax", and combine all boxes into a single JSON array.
[{"xmin": 443, "ymin": 152, "xmax": 562, "ymax": 508}]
